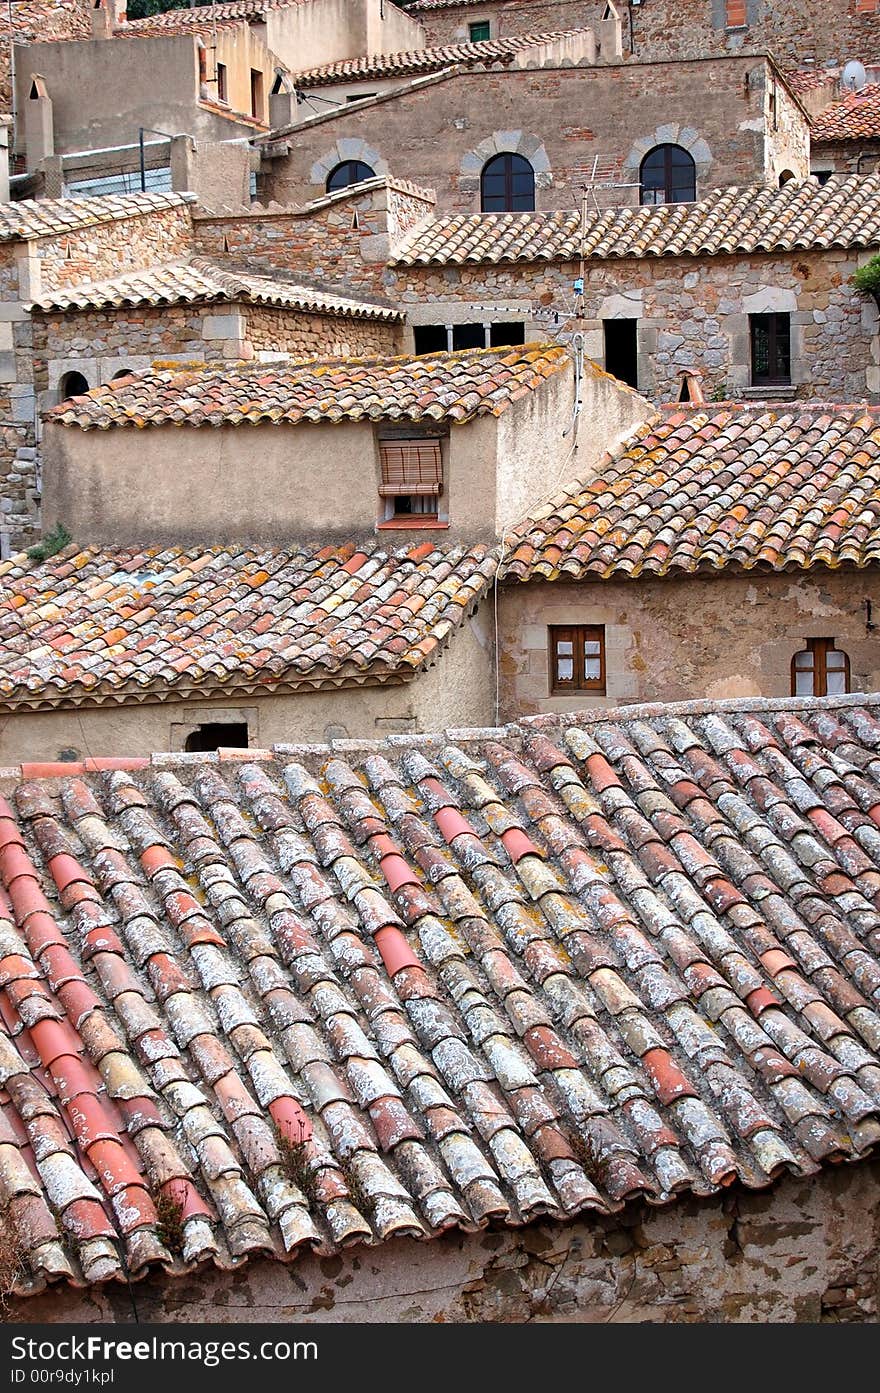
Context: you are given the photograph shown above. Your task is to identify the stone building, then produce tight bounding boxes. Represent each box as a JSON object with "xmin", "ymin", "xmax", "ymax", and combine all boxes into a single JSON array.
[
  {"xmin": 0, "ymin": 343, "xmax": 649, "ymax": 762},
  {"xmin": 258, "ymin": 50, "xmax": 809, "ymax": 211},
  {"xmin": 387, "ymin": 175, "xmax": 880, "ymax": 401},
  {"xmin": 499, "ymin": 399, "xmax": 880, "ymax": 718},
  {"xmin": 809, "ymin": 84, "xmax": 880, "ymax": 179},
  {"xmin": 0, "ymin": 691, "xmax": 879, "ymax": 1321}
]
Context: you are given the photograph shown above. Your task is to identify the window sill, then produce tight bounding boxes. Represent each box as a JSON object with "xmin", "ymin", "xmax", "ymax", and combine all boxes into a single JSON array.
[
  {"xmin": 742, "ymin": 383, "xmax": 797, "ymax": 399},
  {"xmin": 377, "ymin": 518, "xmax": 449, "ymax": 530}
]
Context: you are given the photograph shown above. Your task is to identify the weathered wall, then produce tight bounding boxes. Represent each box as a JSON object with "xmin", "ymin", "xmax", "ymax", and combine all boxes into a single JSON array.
[
  {"xmin": 0, "ymin": 608, "xmax": 494, "ymax": 764},
  {"xmin": 263, "ymin": 0, "xmax": 426, "ymax": 73},
  {"xmin": 262, "ymin": 56, "xmax": 804, "ymax": 212},
  {"xmin": 0, "ymin": 0, "xmax": 90, "ymax": 115},
  {"xmin": 626, "ymin": 0, "xmax": 880, "ymax": 70},
  {"xmin": 499, "ymin": 569, "xmax": 880, "ymax": 719},
  {"xmin": 10, "ymin": 1158, "xmax": 880, "ymax": 1322},
  {"xmin": 391, "ymin": 246, "xmax": 880, "ymax": 402},
  {"xmin": 31, "ymin": 302, "xmax": 401, "ymax": 394},
  {"xmin": 22, "ymin": 205, "xmax": 194, "ymax": 298},
  {"xmin": 812, "ymin": 140, "xmax": 880, "ymax": 178},
  {"xmin": 415, "ymin": 1, "xmax": 604, "ymax": 46}
]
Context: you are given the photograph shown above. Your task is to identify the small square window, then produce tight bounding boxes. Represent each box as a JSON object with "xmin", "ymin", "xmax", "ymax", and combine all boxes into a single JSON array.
[
  {"xmin": 550, "ymin": 625, "xmax": 606, "ymax": 694},
  {"xmin": 379, "ymin": 436, "xmax": 444, "ymax": 523},
  {"xmin": 791, "ymin": 638, "xmax": 851, "ymax": 697},
  {"xmin": 469, "ymin": 21, "xmax": 491, "ymax": 41}
]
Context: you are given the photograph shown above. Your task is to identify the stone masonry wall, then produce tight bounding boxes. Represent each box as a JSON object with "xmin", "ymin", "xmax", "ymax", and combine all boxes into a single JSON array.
[
  {"xmin": 416, "ymin": 1, "xmax": 605, "ymax": 46},
  {"xmin": 243, "ymin": 305, "xmax": 400, "ymax": 357},
  {"xmin": 11, "ymin": 1158, "xmax": 880, "ymax": 1322},
  {"xmin": 391, "ymin": 247, "xmax": 879, "ymax": 402},
  {"xmin": 627, "ymin": 0, "xmax": 880, "ymax": 70},
  {"xmin": 32, "ymin": 205, "xmax": 195, "ymax": 295},
  {"xmin": 263, "ymin": 56, "xmax": 800, "ymax": 213},
  {"xmin": 499, "ymin": 569, "xmax": 880, "ymax": 720}
]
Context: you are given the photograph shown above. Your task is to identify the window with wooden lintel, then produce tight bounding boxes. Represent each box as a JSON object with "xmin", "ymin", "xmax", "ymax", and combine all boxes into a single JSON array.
[
  {"xmin": 750, "ymin": 313, "xmax": 791, "ymax": 385},
  {"xmin": 550, "ymin": 625, "xmax": 606, "ymax": 694},
  {"xmin": 379, "ymin": 435, "xmax": 444, "ymax": 524},
  {"xmin": 216, "ymin": 63, "xmax": 228, "ymax": 103},
  {"xmin": 791, "ymin": 638, "xmax": 850, "ymax": 697},
  {"xmin": 250, "ymin": 68, "xmax": 264, "ymax": 120}
]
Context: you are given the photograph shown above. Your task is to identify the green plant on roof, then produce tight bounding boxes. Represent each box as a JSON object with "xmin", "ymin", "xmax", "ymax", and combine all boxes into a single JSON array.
[
  {"xmin": 26, "ymin": 523, "xmax": 71, "ymax": 565},
  {"xmin": 852, "ymin": 254, "xmax": 880, "ymax": 303}
]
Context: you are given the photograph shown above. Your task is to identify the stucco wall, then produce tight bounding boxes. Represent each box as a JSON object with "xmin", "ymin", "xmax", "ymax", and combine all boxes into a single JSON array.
[
  {"xmin": 390, "ymin": 247, "xmax": 880, "ymax": 403},
  {"xmin": 262, "ymin": 56, "xmax": 806, "ymax": 212},
  {"xmin": 499, "ymin": 569, "xmax": 880, "ymax": 719},
  {"xmin": 263, "ymin": 0, "xmax": 426, "ymax": 73},
  {"xmin": 10, "ymin": 1158, "xmax": 880, "ymax": 1323},
  {"xmin": 0, "ymin": 608, "xmax": 493, "ymax": 765}
]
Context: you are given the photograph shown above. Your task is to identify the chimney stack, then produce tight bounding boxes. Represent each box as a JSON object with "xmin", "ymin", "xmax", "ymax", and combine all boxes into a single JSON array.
[{"xmin": 676, "ymin": 368, "xmax": 706, "ymax": 404}]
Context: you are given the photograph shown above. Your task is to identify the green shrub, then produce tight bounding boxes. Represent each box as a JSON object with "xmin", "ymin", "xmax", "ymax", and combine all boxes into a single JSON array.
[
  {"xmin": 852, "ymin": 254, "xmax": 880, "ymax": 298},
  {"xmin": 26, "ymin": 523, "xmax": 71, "ymax": 565}
]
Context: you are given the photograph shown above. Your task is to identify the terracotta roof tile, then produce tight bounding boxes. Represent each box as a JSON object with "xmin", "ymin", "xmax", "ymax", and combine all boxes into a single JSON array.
[
  {"xmin": 391, "ymin": 175, "xmax": 880, "ymax": 265},
  {"xmin": 0, "ymin": 542, "xmax": 497, "ymax": 708},
  {"xmin": 0, "ymin": 194, "xmax": 196, "ymax": 244},
  {"xmin": 504, "ymin": 402, "xmax": 880, "ymax": 582},
  {"xmin": 120, "ymin": 0, "xmax": 304, "ymax": 34},
  {"xmin": 294, "ymin": 29, "xmax": 590, "ymax": 87},
  {"xmin": 28, "ymin": 256, "xmax": 402, "ymax": 321},
  {"xmin": 1, "ymin": 690, "xmax": 880, "ymax": 1293},
  {"xmin": 811, "ymin": 85, "xmax": 880, "ymax": 141},
  {"xmin": 46, "ymin": 344, "xmax": 568, "ymax": 430}
]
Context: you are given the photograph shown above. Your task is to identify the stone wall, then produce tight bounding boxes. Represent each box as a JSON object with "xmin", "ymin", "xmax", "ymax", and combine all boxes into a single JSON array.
[
  {"xmin": 498, "ymin": 569, "xmax": 880, "ymax": 719},
  {"xmin": 10, "ymin": 1158, "xmax": 880, "ymax": 1322},
  {"xmin": 812, "ymin": 141, "xmax": 880, "ymax": 178},
  {"xmin": 627, "ymin": 0, "xmax": 880, "ymax": 70},
  {"xmin": 262, "ymin": 56, "xmax": 805, "ymax": 212},
  {"xmin": 0, "ymin": 610, "xmax": 494, "ymax": 765},
  {"xmin": 29, "ymin": 204, "xmax": 195, "ymax": 297},
  {"xmin": 391, "ymin": 247, "xmax": 880, "ymax": 402},
  {"xmin": 415, "ymin": 1, "xmax": 605, "ymax": 45},
  {"xmin": 242, "ymin": 305, "xmax": 401, "ymax": 358}
]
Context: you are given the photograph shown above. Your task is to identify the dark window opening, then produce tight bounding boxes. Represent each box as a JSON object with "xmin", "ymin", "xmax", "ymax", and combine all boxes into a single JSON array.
[
  {"xmin": 250, "ymin": 68, "xmax": 264, "ymax": 120},
  {"xmin": 347, "ymin": 92, "xmax": 377, "ymax": 102},
  {"xmin": 481, "ymin": 152, "xmax": 535, "ymax": 212},
  {"xmin": 452, "ymin": 323, "xmax": 485, "ymax": 351},
  {"xmin": 640, "ymin": 144, "xmax": 696, "ymax": 205},
  {"xmin": 814, "ymin": 169, "xmax": 835, "ymax": 185},
  {"xmin": 326, "ymin": 159, "xmax": 376, "ymax": 192},
  {"xmin": 58, "ymin": 371, "xmax": 89, "ymax": 401},
  {"xmin": 750, "ymin": 313, "xmax": 791, "ymax": 385},
  {"xmin": 184, "ymin": 722, "xmax": 250, "ymax": 753},
  {"xmin": 603, "ymin": 319, "xmax": 639, "ymax": 389},
  {"xmin": 216, "ymin": 62, "xmax": 228, "ymax": 103},
  {"xmin": 111, "ymin": 368, "xmax": 134, "ymax": 381},
  {"xmin": 778, "ymin": 167, "xmax": 795, "ymax": 186},
  {"xmin": 469, "ymin": 21, "xmax": 491, "ymax": 41},
  {"xmin": 414, "ymin": 325, "xmax": 449, "ymax": 354},
  {"xmin": 550, "ymin": 625, "xmax": 606, "ymax": 695},
  {"xmin": 271, "ymin": 72, "xmax": 287, "ymax": 95},
  {"xmin": 489, "ymin": 322, "xmax": 526, "ymax": 347}
]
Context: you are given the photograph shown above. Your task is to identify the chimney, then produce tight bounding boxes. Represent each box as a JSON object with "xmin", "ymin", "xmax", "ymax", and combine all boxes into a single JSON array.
[
  {"xmin": 676, "ymin": 368, "xmax": 706, "ymax": 404},
  {"xmin": 24, "ymin": 75, "xmax": 54, "ymax": 168},
  {"xmin": 90, "ymin": 0, "xmax": 126, "ymax": 39}
]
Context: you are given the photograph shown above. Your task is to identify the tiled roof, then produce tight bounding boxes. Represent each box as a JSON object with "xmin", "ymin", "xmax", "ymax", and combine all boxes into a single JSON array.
[
  {"xmin": 294, "ymin": 29, "xmax": 589, "ymax": 87},
  {"xmin": 120, "ymin": 0, "xmax": 303, "ymax": 33},
  {"xmin": 2, "ymin": 691, "xmax": 880, "ymax": 1294},
  {"xmin": 0, "ymin": 541, "xmax": 496, "ymax": 711},
  {"xmin": 28, "ymin": 257, "xmax": 402, "ymax": 321},
  {"xmin": 391, "ymin": 175, "xmax": 880, "ymax": 265},
  {"xmin": 0, "ymin": 194, "xmax": 196, "ymax": 244},
  {"xmin": 786, "ymin": 68, "xmax": 840, "ymax": 95},
  {"xmin": 811, "ymin": 85, "xmax": 880, "ymax": 141},
  {"xmin": 504, "ymin": 403, "xmax": 880, "ymax": 582},
  {"xmin": 46, "ymin": 344, "xmax": 568, "ymax": 430}
]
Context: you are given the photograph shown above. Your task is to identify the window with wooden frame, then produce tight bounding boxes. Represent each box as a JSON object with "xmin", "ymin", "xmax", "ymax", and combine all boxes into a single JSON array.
[
  {"xmin": 550, "ymin": 625, "xmax": 606, "ymax": 694},
  {"xmin": 379, "ymin": 436, "xmax": 444, "ymax": 523},
  {"xmin": 216, "ymin": 62, "xmax": 228, "ymax": 103},
  {"xmin": 791, "ymin": 637, "xmax": 851, "ymax": 697},
  {"xmin": 750, "ymin": 313, "xmax": 791, "ymax": 385},
  {"xmin": 469, "ymin": 20, "xmax": 491, "ymax": 40}
]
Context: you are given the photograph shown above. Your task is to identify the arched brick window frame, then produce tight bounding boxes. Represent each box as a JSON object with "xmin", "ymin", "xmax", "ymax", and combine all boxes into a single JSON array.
[
  {"xmin": 623, "ymin": 125, "xmax": 712, "ymax": 203},
  {"xmin": 460, "ymin": 131, "xmax": 552, "ymax": 206},
  {"xmin": 310, "ymin": 139, "xmax": 387, "ymax": 191}
]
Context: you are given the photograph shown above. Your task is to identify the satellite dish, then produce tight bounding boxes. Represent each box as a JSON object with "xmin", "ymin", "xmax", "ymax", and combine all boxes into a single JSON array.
[{"xmin": 842, "ymin": 60, "xmax": 868, "ymax": 92}]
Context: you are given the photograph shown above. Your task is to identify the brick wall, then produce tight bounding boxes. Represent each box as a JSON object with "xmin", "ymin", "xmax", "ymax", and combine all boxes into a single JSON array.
[
  {"xmin": 262, "ymin": 56, "xmax": 806, "ymax": 212},
  {"xmin": 499, "ymin": 569, "xmax": 880, "ymax": 718},
  {"xmin": 391, "ymin": 246, "xmax": 879, "ymax": 402},
  {"xmin": 11, "ymin": 1159, "xmax": 880, "ymax": 1322}
]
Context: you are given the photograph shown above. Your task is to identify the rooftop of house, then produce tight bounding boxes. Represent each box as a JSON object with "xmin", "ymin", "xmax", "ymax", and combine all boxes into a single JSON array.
[
  {"xmin": 293, "ymin": 27, "xmax": 592, "ymax": 86},
  {"xmin": 504, "ymin": 402, "xmax": 880, "ymax": 583},
  {"xmin": 0, "ymin": 540, "xmax": 496, "ymax": 712},
  {"xmin": 119, "ymin": 0, "xmax": 307, "ymax": 34},
  {"xmin": 1, "ymin": 690, "xmax": 880, "ymax": 1294},
  {"xmin": 810, "ymin": 84, "xmax": 880, "ymax": 141},
  {"xmin": 45, "ymin": 344, "xmax": 569, "ymax": 430},
  {"xmin": 0, "ymin": 193, "xmax": 196, "ymax": 244},
  {"xmin": 27, "ymin": 256, "xmax": 402, "ymax": 321},
  {"xmin": 390, "ymin": 174, "xmax": 880, "ymax": 265}
]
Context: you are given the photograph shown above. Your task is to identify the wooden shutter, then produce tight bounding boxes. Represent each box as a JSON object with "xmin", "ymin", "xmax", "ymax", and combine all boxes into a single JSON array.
[{"xmin": 379, "ymin": 440, "xmax": 443, "ymax": 497}]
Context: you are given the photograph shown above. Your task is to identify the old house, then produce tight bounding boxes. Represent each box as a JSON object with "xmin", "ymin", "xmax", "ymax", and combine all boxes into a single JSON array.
[
  {"xmin": 0, "ymin": 342, "xmax": 648, "ymax": 763},
  {"xmin": 499, "ymin": 399, "xmax": 880, "ymax": 717},
  {"xmin": 387, "ymin": 174, "xmax": 880, "ymax": 400},
  {"xmin": 809, "ymin": 85, "xmax": 880, "ymax": 179},
  {"xmin": 0, "ymin": 692, "xmax": 878, "ymax": 1320},
  {"xmin": 258, "ymin": 49, "xmax": 808, "ymax": 211}
]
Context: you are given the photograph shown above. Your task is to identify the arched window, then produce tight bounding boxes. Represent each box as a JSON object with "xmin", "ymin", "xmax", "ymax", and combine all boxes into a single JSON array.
[
  {"xmin": 326, "ymin": 160, "xmax": 376, "ymax": 192},
  {"xmin": 111, "ymin": 368, "xmax": 134, "ymax": 381},
  {"xmin": 58, "ymin": 371, "xmax": 89, "ymax": 402},
  {"xmin": 480, "ymin": 153, "xmax": 535, "ymax": 213},
  {"xmin": 778, "ymin": 168, "xmax": 796, "ymax": 187},
  {"xmin": 791, "ymin": 637, "xmax": 850, "ymax": 696},
  {"xmin": 639, "ymin": 144, "xmax": 696, "ymax": 205}
]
